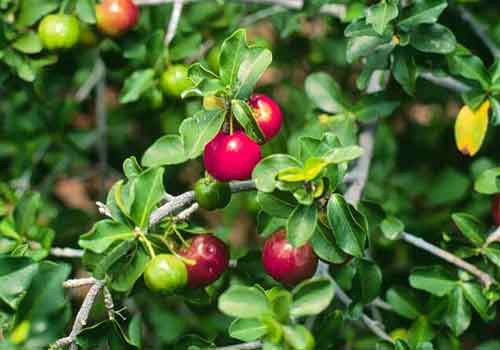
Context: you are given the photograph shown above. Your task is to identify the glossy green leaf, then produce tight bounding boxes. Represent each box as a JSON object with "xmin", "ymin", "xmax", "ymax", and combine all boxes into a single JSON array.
[
  {"xmin": 410, "ymin": 23, "xmax": 456, "ymax": 54},
  {"xmin": 257, "ymin": 191, "xmax": 297, "ymax": 218},
  {"xmin": 386, "ymin": 287, "xmax": 422, "ymax": 319},
  {"xmin": 219, "ymin": 29, "xmax": 247, "ymax": 86},
  {"xmin": 327, "ymin": 194, "xmax": 366, "ymax": 257},
  {"xmin": 231, "ymin": 100, "xmax": 265, "ymax": 143},
  {"xmin": 180, "ymin": 109, "xmax": 225, "ymax": 160},
  {"xmin": 381, "ymin": 216, "xmax": 404, "ymax": 240},
  {"xmin": 344, "ymin": 20, "xmax": 379, "ymax": 38},
  {"xmin": 310, "ymin": 225, "xmax": 347, "ymax": 264},
  {"xmin": 282, "ymin": 325, "xmax": 314, "ymax": 350},
  {"xmin": 0, "ymin": 257, "xmax": 38, "ymax": 309},
  {"xmin": 365, "ymin": 2, "xmax": 398, "ymax": 35},
  {"xmin": 393, "ymin": 48, "xmax": 417, "ymax": 95},
  {"xmin": 287, "ymin": 205, "xmax": 317, "ymax": 247},
  {"xmin": 14, "ymin": 191, "xmax": 40, "ymax": 237},
  {"xmin": 218, "ymin": 285, "xmax": 272, "ymax": 319},
  {"xmin": 323, "ymin": 146, "xmax": 364, "ymax": 164},
  {"xmin": 79, "ymin": 220, "xmax": 135, "ymax": 254},
  {"xmin": 305, "ymin": 72, "xmax": 348, "ymax": 114},
  {"xmin": 474, "ymin": 167, "xmax": 500, "ymax": 194},
  {"xmin": 451, "ymin": 213, "xmax": 485, "ymax": 246},
  {"xmin": 303, "ymin": 157, "xmax": 327, "ymax": 180},
  {"xmin": 448, "ymin": 53, "xmax": 490, "ymax": 90},
  {"xmin": 12, "ymin": 31, "xmax": 43, "ymax": 54},
  {"xmin": 129, "ymin": 167, "xmax": 165, "ymax": 229},
  {"xmin": 290, "ymin": 278, "xmax": 335, "ymax": 317},
  {"xmin": 16, "ymin": 0, "xmax": 58, "ymax": 28},
  {"xmin": 252, "ymin": 154, "xmax": 302, "ymax": 192},
  {"xmin": 398, "ymin": 0, "xmax": 447, "ymax": 31},
  {"xmin": 352, "ymin": 258, "xmax": 382, "ymax": 303},
  {"xmin": 462, "ymin": 282, "xmax": 494, "ymax": 320},
  {"xmin": 410, "ymin": 266, "xmax": 457, "ymax": 296},
  {"xmin": 229, "ymin": 319, "xmax": 268, "ymax": 342},
  {"xmin": 109, "ymin": 244, "xmax": 149, "ymax": 292},
  {"xmin": 446, "ymin": 286, "xmax": 471, "ymax": 336},
  {"xmin": 235, "ymin": 47, "xmax": 272, "ymax": 99},
  {"xmin": 346, "ymin": 35, "xmax": 392, "ymax": 63},
  {"xmin": 277, "ymin": 167, "xmax": 306, "ymax": 182},
  {"xmin": 142, "ymin": 135, "xmax": 187, "ymax": 167}
]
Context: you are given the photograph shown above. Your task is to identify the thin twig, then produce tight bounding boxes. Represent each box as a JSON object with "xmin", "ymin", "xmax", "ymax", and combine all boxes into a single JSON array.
[
  {"xmin": 456, "ymin": 6, "xmax": 500, "ymax": 58},
  {"xmin": 95, "ymin": 57, "xmax": 108, "ymax": 198},
  {"xmin": 213, "ymin": 341, "xmax": 263, "ymax": 350},
  {"xmin": 401, "ymin": 232, "xmax": 495, "ymax": 289},
  {"xmin": 485, "ymin": 226, "xmax": 500, "ymax": 246},
  {"xmin": 50, "ymin": 247, "xmax": 85, "ymax": 258},
  {"xmin": 420, "ymin": 72, "xmax": 471, "ymax": 93},
  {"xmin": 53, "ymin": 280, "xmax": 104, "ymax": 349},
  {"xmin": 75, "ymin": 60, "xmax": 106, "ymax": 102},
  {"xmin": 64, "ymin": 278, "xmax": 97, "ymax": 288},
  {"xmin": 241, "ymin": 5, "xmax": 287, "ymax": 26},
  {"xmin": 96, "ymin": 201, "xmax": 113, "ymax": 218},
  {"xmin": 174, "ymin": 202, "xmax": 199, "ymax": 222},
  {"xmin": 185, "ymin": 40, "xmax": 214, "ymax": 65},
  {"xmin": 165, "ymin": 0, "xmax": 184, "ymax": 45},
  {"xmin": 103, "ymin": 287, "xmax": 115, "ymax": 321}
]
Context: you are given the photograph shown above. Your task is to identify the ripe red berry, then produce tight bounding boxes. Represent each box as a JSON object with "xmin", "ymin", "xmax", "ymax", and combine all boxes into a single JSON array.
[
  {"xmin": 96, "ymin": 0, "xmax": 139, "ymax": 36},
  {"xmin": 203, "ymin": 131, "xmax": 262, "ymax": 181},
  {"xmin": 493, "ymin": 195, "xmax": 500, "ymax": 226},
  {"xmin": 178, "ymin": 235, "xmax": 229, "ymax": 288},
  {"xmin": 248, "ymin": 94, "xmax": 283, "ymax": 142},
  {"xmin": 262, "ymin": 229, "xmax": 318, "ymax": 287}
]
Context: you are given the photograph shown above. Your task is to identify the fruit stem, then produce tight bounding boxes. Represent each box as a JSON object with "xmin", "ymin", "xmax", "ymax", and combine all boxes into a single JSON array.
[
  {"xmin": 173, "ymin": 226, "xmax": 190, "ymax": 248},
  {"xmin": 229, "ymin": 113, "xmax": 234, "ymax": 135},
  {"xmin": 135, "ymin": 228, "xmax": 156, "ymax": 258},
  {"xmin": 157, "ymin": 234, "xmax": 196, "ymax": 266},
  {"xmin": 59, "ymin": 0, "xmax": 71, "ymax": 14}
]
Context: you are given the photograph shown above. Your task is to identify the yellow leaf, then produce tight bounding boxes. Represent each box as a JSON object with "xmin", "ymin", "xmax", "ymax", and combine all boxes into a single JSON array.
[{"xmin": 454, "ymin": 100, "xmax": 490, "ymax": 156}]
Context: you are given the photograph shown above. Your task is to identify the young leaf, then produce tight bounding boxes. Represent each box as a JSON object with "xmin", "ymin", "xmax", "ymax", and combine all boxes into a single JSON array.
[
  {"xmin": 252, "ymin": 154, "xmax": 302, "ymax": 192},
  {"xmin": 455, "ymin": 100, "xmax": 490, "ymax": 156},
  {"xmin": 219, "ymin": 29, "xmax": 248, "ymax": 87},
  {"xmin": 218, "ymin": 285, "xmax": 271, "ymax": 319},
  {"xmin": 120, "ymin": 69, "xmax": 156, "ymax": 104},
  {"xmin": 323, "ymin": 146, "xmax": 364, "ymax": 164},
  {"xmin": 365, "ymin": 2, "xmax": 399, "ymax": 35},
  {"xmin": 123, "ymin": 157, "xmax": 142, "ymax": 179},
  {"xmin": 79, "ymin": 220, "xmax": 135, "ymax": 254},
  {"xmin": 398, "ymin": 0, "xmax": 447, "ymax": 31},
  {"xmin": 381, "ymin": 216, "xmax": 405, "ymax": 240},
  {"xmin": 229, "ymin": 319, "xmax": 268, "ymax": 342},
  {"xmin": 290, "ymin": 278, "xmax": 335, "ymax": 317},
  {"xmin": 180, "ymin": 109, "xmax": 225, "ymax": 160},
  {"xmin": 235, "ymin": 47, "xmax": 272, "ymax": 100},
  {"xmin": 287, "ymin": 205, "xmax": 318, "ymax": 247},
  {"xmin": 282, "ymin": 325, "xmax": 315, "ymax": 350},
  {"xmin": 305, "ymin": 72, "xmax": 348, "ymax": 114},
  {"xmin": 142, "ymin": 135, "xmax": 187, "ymax": 167},
  {"xmin": 352, "ymin": 258, "xmax": 382, "ymax": 303}
]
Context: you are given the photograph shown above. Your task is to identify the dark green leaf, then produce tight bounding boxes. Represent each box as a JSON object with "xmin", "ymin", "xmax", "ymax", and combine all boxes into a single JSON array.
[
  {"xmin": 310, "ymin": 225, "xmax": 347, "ymax": 264},
  {"xmin": 16, "ymin": 0, "xmax": 58, "ymax": 28},
  {"xmin": 451, "ymin": 213, "xmax": 485, "ymax": 246},
  {"xmin": 410, "ymin": 266, "xmax": 457, "ymax": 296},
  {"xmin": 287, "ymin": 205, "xmax": 317, "ymax": 247},
  {"xmin": 353, "ymin": 92, "xmax": 400, "ymax": 122},
  {"xmin": 290, "ymin": 278, "xmax": 335, "ymax": 317},
  {"xmin": 219, "ymin": 29, "xmax": 248, "ymax": 87},
  {"xmin": 231, "ymin": 100, "xmax": 265, "ymax": 143},
  {"xmin": 347, "ymin": 35, "xmax": 392, "ymax": 63},
  {"xmin": 386, "ymin": 287, "xmax": 422, "ymax": 319},
  {"xmin": 79, "ymin": 220, "xmax": 135, "ymax": 254},
  {"xmin": 446, "ymin": 286, "xmax": 471, "ymax": 336},
  {"xmin": 392, "ymin": 48, "xmax": 417, "ymax": 95},
  {"xmin": 180, "ymin": 109, "xmax": 225, "ymax": 160},
  {"xmin": 129, "ymin": 167, "xmax": 165, "ymax": 229},
  {"xmin": 0, "ymin": 257, "xmax": 38, "ymax": 309},
  {"xmin": 252, "ymin": 154, "xmax": 302, "ymax": 192},
  {"xmin": 398, "ymin": 0, "xmax": 447, "ymax": 31},
  {"xmin": 76, "ymin": 0, "xmax": 96, "ymax": 24},
  {"xmin": 257, "ymin": 191, "xmax": 296, "ymax": 218},
  {"xmin": 234, "ymin": 47, "xmax": 272, "ymax": 99},
  {"xmin": 410, "ymin": 23, "xmax": 456, "ymax": 54},
  {"xmin": 142, "ymin": 135, "xmax": 187, "ymax": 167},
  {"xmin": 365, "ymin": 2, "xmax": 398, "ymax": 35},
  {"xmin": 448, "ymin": 53, "xmax": 490, "ymax": 90}
]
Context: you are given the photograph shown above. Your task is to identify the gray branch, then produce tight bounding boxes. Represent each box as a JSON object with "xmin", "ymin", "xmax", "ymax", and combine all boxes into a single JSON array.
[
  {"xmin": 213, "ymin": 341, "xmax": 263, "ymax": 350},
  {"xmin": 63, "ymin": 278, "xmax": 97, "ymax": 288},
  {"xmin": 165, "ymin": 0, "xmax": 184, "ymax": 45},
  {"xmin": 456, "ymin": 6, "xmax": 500, "ymax": 58},
  {"xmin": 420, "ymin": 72, "xmax": 471, "ymax": 93},
  {"xmin": 75, "ymin": 59, "xmax": 106, "ymax": 102},
  {"xmin": 50, "ymin": 247, "xmax": 85, "ymax": 258},
  {"xmin": 401, "ymin": 232, "xmax": 496, "ymax": 289}
]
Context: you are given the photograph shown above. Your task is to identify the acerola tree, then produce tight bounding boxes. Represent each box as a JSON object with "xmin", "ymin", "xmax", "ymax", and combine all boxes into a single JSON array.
[{"xmin": 1, "ymin": 1, "xmax": 500, "ymax": 350}]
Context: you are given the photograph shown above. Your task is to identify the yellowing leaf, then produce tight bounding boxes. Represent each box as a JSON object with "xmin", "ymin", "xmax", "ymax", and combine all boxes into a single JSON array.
[
  {"xmin": 303, "ymin": 157, "xmax": 327, "ymax": 181},
  {"xmin": 277, "ymin": 167, "xmax": 306, "ymax": 182},
  {"xmin": 454, "ymin": 100, "xmax": 490, "ymax": 156}
]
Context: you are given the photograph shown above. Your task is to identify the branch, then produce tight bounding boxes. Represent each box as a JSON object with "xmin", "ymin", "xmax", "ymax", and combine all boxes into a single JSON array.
[
  {"xmin": 165, "ymin": 0, "xmax": 184, "ymax": 45},
  {"xmin": 74, "ymin": 59, "xmax": 106, "ymax": 102},
  {"xmin": 456, "ymin": 6, "xmax": 500, "ymax": 58},
  {"xmin": 174, "ymin": 202, "xmax": 199, "ymax": 222},
  {"xmin": 50, "ymin": 247, "xmax": 84, "ymax": 258},
  {"xmin": 240, "ymin": 5, "xmax": 288, "ymax": 26},
  {"xmin": 95, "ymin": 57, "xmax": 108, "ymax": 197},
  {"xmin": 401, "ymin": 232, "xmax": 496, "ymax": 289},
  {"xmin": 64, "ymin": 278, "xmax": 97, "ymax": 288},
  {"xmin": 103, "ymin": 286, "xmax": 116, "ymax": 321},
  {"xmin": 420, "ymin": 72, "xmax": 471, "ymax": 93},
  {"xmin": 485, "ymin": 226, "xmax": 500, "ymax": 246},
  {"xmin": 53, "ymin": 280, "xmax": 104, "ymax": 349},
  {"xmin": 213, "ymin": 341, "xmax": 263, "ymax": 350}
]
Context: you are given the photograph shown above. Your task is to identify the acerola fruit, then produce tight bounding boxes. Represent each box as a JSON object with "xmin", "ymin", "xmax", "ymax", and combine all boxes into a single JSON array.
[
  {"xmin": 203, "ymin": 131, "xmax": 262, "ymax": 181},
  {"xmin": 96, "ymin": 0, "xmax": 139, "ymax": 36},
  {"xmin": 248, "ymin": 94, "xmax": 283, "ymax": 142},
  {"xmin": 160, "ymin": 64, "xmax": 194, "ymax": 97},
  {"xmin": 493, "ymin": 195, "xmax": 500, "ymax": 226},
  {"xmin": 144, "ymin": 254, "xmax": 187, "ymax": 293},
  {"xmin": 262, "ymin": 229, "xmax": 318, "ymax": 287},
  {"xmin": 38, "ymin": 14, "xmax": 80, "ymax": 50},
  {"xmin": 194, "ymin": 178, "xmax": 231, "ymax": 210},
  {"xmin": 178, "ymin": 235, "xmax": 229, "ymax": 288}
]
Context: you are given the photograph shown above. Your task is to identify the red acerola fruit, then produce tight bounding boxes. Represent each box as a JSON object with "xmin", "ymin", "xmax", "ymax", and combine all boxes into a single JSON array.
[
  {"xmin": 203, "ymin": 131, "xmax": 262, "ymax": 181},
  {"xmin": 248, "ymin": 94, "xmax": 283, "ymax": 142},
  {"xmin": 493, "ymin": 195, "xmax": 500, "ymax": 226},
  {"xmin": 96, "ymin": 0, "xmax": 139, "ymax": 36},
  {"xmin": 178, "ymin": 235, "xmax": 230, "ymax": 288},
  {"xmin": 262, "ymin": 229, "xmax": 318, "ymax": 287}
]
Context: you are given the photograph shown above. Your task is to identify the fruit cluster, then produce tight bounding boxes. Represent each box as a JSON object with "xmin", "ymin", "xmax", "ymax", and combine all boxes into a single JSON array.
[
  {"xmin": 204, "ymin": 94, "xmax": 283, "ymax": 181},
  {"xmin": 144, "ymin": 234, "xmax": 229, "ymax": 293}
]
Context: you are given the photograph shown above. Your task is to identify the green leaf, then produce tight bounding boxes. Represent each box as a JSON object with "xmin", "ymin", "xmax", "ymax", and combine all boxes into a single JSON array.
[
  {"xmin": 410, "ymin": 23, "xmax": 456, "ymax": 54},
  {"xmin": 129, "ymin": 167, "xmax": 165, "ymax": 229},
  {"xmin": 323, "ymin": 146, "xmax": 364, "ymax": 164},
  {"xmin": 305, "ymin": 72, "xmax": 348, "ymax": 114},
  {"xmin": 344, "ymin": 19, "xmax": 379, "ymax": 38},
  {"xmin": 408, "ymin": 316, "xmax": 434, "ymax": 349},
  {"xmin": 109, "ymin": 244, "xmax": 149, "ymax": 292},
  {"xmin": 94, "ymin": 240, "xmax": 135, "ymax": 279},
  {"xmin": 462, "ymin": 282, "xmax": 494, "ymax": 321},
  {"xmin": 448, "ymin": 53, "xmax": 490, "ymax": 90},
  {"xmin": 12, "ymin": 31, "xmax": 43, "ymax": 54},
  {"xmin": 282, "ymin": 325, "xmax": 314, "ymax": 350},
  {"xmin": 170, "ymin": 33, "xmax": 202, "ymax": 61},
  {"xmin": 451, "ymin": 213, "xmax": 485, "ymax": 246},
  {"xmin": 218, "ymin": 285, "xmax": 271, "ymax": 319},
  {"xmin": 219, "ymin": 29, "xmax": 248, "ymax": 87},
  {"xmin": 346, "ymin": 35, "xmax": 392, "ymax": 63},
  {"xmin": 446, "ymin": 286, "xmax": 471, "ymax": 336},
  {"xmin": 386, "ymin": 287, "xmax": 422, "ymax": 319},
  {"xmin": 16, "ymin": 0, "xmax": 58, "ymax": 28},
  {"xmin": 490, "ymin": 97, "xmax": 500, "ymax": 126},
  {"xmin": 352, "ymin": 258, "xmax": 382, "ymax": 303},
  {"xmin": 0, "ymin": 257, "xmax": 38, "ymax": 309},
  {"xmin": 180, "ymin": 109, "xmax": 225, "ymax": 160},
  {"xmin": 266, "ymin": 288, "xmax": 292, "ymax": 322},
  {"xmin": 142, "ymin": 135, "xmax": 187, "ymax": 167},
  {"xmin": 381, "ymin": 216, "xmax": 405, "ymax": 240},
  {"xmin": 106, "ymin": 181, "xmax": 131, "ymax": 225},
  {"xmin": 483, "ymin": 244, "xmax": 500, "ymax": 268},
  {"xmin": 14, "ymin": 191, "xmax": 40, "ymax": 237},
  {"xmin": 392, "ymin": 48, "xmax": 417, "ymax": 95},
  {"xmin": 277, "ymin": 167, "xmax": 306, "ymax": 182},
  {"xmin": 410, "ymin": 266, "xmax": 457, "ymax": 296},
  {"xmin": 327, "ymin": 194, "xmax": 366, "ymax": 257},
  {"xmin": 290, "ymin": 278, "xmax": 335, "ymax": 317},
  {"xmin": 79, "ymin": 220, "xmax": 135, "ymax": 254},
  {"xmin": 229, "ymin": 319, "xmax": 268, "ymax": 342},
  {"xmin": 310, "ymin": 225, "xmax": 347, "ymax": 264},
  {"xmin": 76, "ymin": 0, "xmax": 96, "ymax": 24},
  {"xmin": 427, "ymin": 168, "xmax": 470, "ymax": 206},
  {"xmin": 462, "ymin": 89, "xmax": 488, "ymax": 110},
  {"xmin": 352, "ymin": 92, "xmax": 400, "ymax": 122},
  {"xmin": 120, "ymin": 69, "xmax": 156, "ymax": 104},
  {"xmin": 252, "ymin": 154, "xmax": 302, "ymax": 192},
  {"xmin": 235, "ymin": 47, "xmax": 272, "ymax": 99},
  {"xmin": 257, "ymin": 191, "xmax": 296, "ymax": 218},
  {"xmin": 231, "ymin": 100, "xmax": 265, "ymax": 143},
  {"xmin": 474, "ymin": 167, "xmax": 500, "ymax": 194},
  {"xmin": 122, "ymin": 157, "xmax": 141, "ymax": 179},
  {"xmin": 365, "ymin": 2, "xmax": 398, "ymax": 35},
  {"xmin": 398, "ymin": 0, "xmax": 447, "ymax": 31},
  {"xmin": 287, "ymin": 205, "xmax": 318, "ymax": 247}
]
